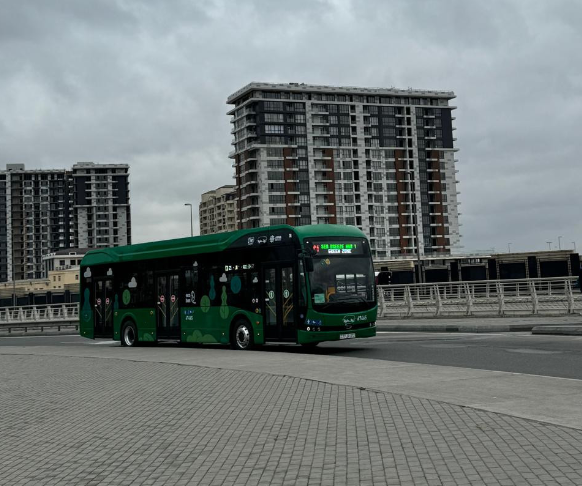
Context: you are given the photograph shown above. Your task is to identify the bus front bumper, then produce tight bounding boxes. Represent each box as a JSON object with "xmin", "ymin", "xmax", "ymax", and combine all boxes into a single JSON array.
[{"xmin": 297, "ymin": 325, "xmax": 376, "ymax": 344}]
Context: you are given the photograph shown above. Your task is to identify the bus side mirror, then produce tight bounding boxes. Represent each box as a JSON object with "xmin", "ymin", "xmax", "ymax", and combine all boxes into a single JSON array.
[{"xmin": 304, "ymin": 256, "xmax": 314, "ymax": 272}]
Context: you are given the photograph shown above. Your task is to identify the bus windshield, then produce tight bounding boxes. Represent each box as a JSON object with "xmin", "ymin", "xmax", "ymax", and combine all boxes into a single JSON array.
[{"xmin": 304, "ymin": 238, "xmax": 376, "ymax": 313}]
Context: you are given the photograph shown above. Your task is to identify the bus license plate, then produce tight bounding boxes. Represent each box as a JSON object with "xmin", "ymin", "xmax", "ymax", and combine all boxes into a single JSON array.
[{"xmin": 340, "ymin": 333, "xmax": 356, "ymax": 340}]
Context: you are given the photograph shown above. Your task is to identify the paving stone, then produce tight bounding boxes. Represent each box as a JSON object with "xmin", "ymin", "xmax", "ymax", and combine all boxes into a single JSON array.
[{"xmin": 0, "ymin": 354, "xmax": 581, "ymax": 485}]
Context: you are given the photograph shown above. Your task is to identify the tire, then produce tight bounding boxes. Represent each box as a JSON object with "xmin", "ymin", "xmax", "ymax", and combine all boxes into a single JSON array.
[
  {"xmin": 121, "ymin": 321, "xmax": 138, "ymax": 347},
  {"xmin": 230, "ymin": 320, "xmax": 254, "ymax": 350}
]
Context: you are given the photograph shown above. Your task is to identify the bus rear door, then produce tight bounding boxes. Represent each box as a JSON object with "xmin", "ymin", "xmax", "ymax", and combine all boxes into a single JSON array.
[
  {"xmin": 93, "ymin": 278, "xmax": 114, "ymax": 338},
  {"xmin": 156, "ymin": 272, "xmax": 181, "ymax": 340}
]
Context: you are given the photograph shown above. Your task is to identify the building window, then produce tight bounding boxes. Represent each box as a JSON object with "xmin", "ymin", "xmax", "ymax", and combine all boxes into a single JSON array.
[
  {"xmin": 265, "ymin": 113, "xmax": 284, "ymax": 123},
  {"xmin": 264, "ymin": 101, "xmax": 283, "ymax": 111},
  {"xmin": 265, "ymin": 125, "xmax": 284, "ymax": 134}
]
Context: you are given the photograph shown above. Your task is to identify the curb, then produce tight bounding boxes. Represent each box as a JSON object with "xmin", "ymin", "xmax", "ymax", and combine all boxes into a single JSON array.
[
  {"xmin": 376, "ymin": 322, "xmax": 582, "ymax": 334},
  {"xmin": 377, "ymin": 324, "xmax": 525, "ymax": 333},
  {"xmin": 531, "ymin": 325, "xmax": 582, "ymax": 336},
  {"xmin": 0, "ymin": 331, "xmax": 78, "ymax": 338}
]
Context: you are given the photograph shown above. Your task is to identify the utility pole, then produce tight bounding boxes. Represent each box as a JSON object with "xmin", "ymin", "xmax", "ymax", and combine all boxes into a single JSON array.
[
  {"xmin": 558, "ymin": 236, "xmax": 563, "ymax": 250},
  {"xmin": 546, "ymin": 241, "xmax": 552, "ymax": 251},
  {"xmin": 507, "ymin": 242, "xmax": 512, "ymax": 253}
]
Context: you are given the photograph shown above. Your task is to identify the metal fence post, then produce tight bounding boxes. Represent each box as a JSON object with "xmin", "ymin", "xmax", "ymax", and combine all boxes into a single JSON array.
[
  {"xmin": 497, "ymin": 281, "xmax": 505, "ymax": 316},
  {"xmin": 465, "ymin": 283, "xmax": 473, "ymax": 316},
  {"xmin": 435, "ymin": 284, "xmax": 442, "ymax": 317},
  {"xmin": 377, "ymin": 286, "xmax": 386, "ymax": 318},
  {"xmin": 566, "ymin": 279, "xmax": 574, "ymax": 314},
  {"xmin": 529, "ymin": 280, "xmax": 538, "ymax": 315},
  {"xmin": 405, "ymin": 286, "xmax": 413, "ymax": 317}
]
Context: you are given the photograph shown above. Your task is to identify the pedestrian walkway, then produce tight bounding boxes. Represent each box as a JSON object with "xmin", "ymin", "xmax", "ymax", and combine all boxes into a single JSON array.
[{"xmin": 1, "ymin": 346, "xmax": 582, "ymax": 485}]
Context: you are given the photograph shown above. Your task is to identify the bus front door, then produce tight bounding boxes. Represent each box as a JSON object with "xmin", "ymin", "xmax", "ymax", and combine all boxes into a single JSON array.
[
  {"xmin": 156, "ymin": 273, "xmax": 180, "ymax": 340},
  {"xmin": 94, "ymin": 279, "xmax": 113, "ymax": 338},
  {"xmin": 263, "ymin": 263, "xmax": 296, "ymax": 342}
]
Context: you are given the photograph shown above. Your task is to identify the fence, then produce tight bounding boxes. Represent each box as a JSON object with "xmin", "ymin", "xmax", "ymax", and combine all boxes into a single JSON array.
[
  {"xmin": 0, "ymin": 303, "xmax": 79, "ymax": 333},
  {"xmin": 377, "ymin": 277, "xmax": 582, "ymax": 318}
]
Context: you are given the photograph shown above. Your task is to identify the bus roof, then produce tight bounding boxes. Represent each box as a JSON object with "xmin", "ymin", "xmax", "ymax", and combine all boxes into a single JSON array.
[{"xmin": 81, "ymin": 224, "xmax": 366, "ymax": 266}]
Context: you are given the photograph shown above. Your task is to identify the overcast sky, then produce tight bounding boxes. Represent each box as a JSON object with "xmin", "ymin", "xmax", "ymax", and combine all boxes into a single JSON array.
[{"xmin": 1, "ymin": 0, "xmax": 581, "ymax": 253}]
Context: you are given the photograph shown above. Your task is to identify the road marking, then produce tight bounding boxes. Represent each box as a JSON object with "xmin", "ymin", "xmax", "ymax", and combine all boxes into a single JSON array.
[{"xmin": 505, "ymin": 348, "xmax": 562, "ymax": 355}]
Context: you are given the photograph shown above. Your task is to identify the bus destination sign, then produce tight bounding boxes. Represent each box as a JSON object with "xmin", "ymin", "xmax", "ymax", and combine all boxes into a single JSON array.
[{"xmin": 312, "ymin": 242, "xmax": 359, "ymax": 255}]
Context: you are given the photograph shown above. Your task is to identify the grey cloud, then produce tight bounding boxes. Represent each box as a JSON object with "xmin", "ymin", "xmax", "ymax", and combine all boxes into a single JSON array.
[{"xmin": 1, "ymin": 0, "xmax": 581, "ymax": 253}]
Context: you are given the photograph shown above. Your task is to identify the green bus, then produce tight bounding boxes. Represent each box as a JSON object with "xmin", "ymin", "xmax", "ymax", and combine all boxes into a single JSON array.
[{"xmin": 79, "ymin": 224, "xmax": 377, "ymax": 349}]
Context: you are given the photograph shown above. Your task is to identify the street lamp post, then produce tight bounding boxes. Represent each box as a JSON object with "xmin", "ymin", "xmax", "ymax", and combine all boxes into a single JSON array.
[
  {"xmin": 507, "ymin": 243, "xmax": 512, "ymax": 253},
  {"xmin": 558, "ymin": 236, "xmax": 562, "ymax": 250},
  {"xmin": 184, "ymin": 203, "xmax": 193, "ymax": 237},
  {"xmin": 573, "ymin": 241, "xmax": 577, "ymax": 252},
  {"xmin": 546, "ymin": 241, "xmax": 552, "ymax": 250}
]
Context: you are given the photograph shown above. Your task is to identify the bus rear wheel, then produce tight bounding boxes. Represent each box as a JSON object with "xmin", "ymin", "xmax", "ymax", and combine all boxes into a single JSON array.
[
  {"xmin": 121, "ymin": 322, "xmax": 138, "ymax": 347},
  {"xmin": 231, "ymin": 320, "xmax": 254, "ymax": 350}
]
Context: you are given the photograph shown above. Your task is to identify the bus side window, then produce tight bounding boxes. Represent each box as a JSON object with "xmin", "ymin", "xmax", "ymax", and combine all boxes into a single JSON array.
[
  {"xmin": 250, "ymin": 271, "xmax": 260, "ymax": 304},
  {"xmin": 184, "ymin": 268, "xmax": 199, "ymax": 305},
  {"xmin": 145, "ymin": 271, "xmax": 154, "ymax": 303}
]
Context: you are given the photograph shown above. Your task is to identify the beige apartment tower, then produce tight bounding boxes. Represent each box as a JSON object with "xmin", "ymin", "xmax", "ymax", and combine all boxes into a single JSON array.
[{"xmin": 199, "ymin": 185, "xmax": 238, "ymax": 235}]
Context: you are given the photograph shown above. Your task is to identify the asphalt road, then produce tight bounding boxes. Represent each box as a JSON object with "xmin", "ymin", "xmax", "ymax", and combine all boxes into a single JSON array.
[{"xmin": 2, "ymin": 332, "xmax": 582, "ymax": 380}]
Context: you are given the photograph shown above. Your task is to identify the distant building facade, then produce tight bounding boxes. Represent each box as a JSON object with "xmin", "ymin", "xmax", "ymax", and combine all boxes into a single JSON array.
[
  {"xmin": 227, "ymin": 82, "xmax": 461, "ymax": 259},
  {"xmin": 42, "ymin": 248, "xmax": 89, "ymax": 275},
  {"xmin": 0, "ymin": 163, "xmax": 130, "ymax": 282},
  {"xmin": 73, "ymin": 162, "xmax": 131, "ymax": 249},
  {"xmin": 199, "ymin": 185, "xmax": 238, "ymax": 235}
]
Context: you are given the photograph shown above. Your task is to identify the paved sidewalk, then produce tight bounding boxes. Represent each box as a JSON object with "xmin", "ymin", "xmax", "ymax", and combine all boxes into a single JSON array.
[
  {"xmin": 377, "ymin": 315, "xmax": 582, "ymax": 334},
  {"xmin": 1, "ymin": 349, "xmax": 582, "ymax": 485}
]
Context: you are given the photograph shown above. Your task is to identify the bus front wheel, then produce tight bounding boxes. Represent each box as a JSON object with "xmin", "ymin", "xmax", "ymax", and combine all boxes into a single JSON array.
[
  {"xmin": 231, "ymin": 320, "xmax": 254, "ymax": 351},
  {"xmin": 121, "ymin": 321, "xmax": 138, "ymax": 347}
]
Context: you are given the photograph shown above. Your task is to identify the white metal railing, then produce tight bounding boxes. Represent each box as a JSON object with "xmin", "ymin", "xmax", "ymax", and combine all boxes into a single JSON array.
[
  {"xmin": 377, "ymin": 277, "xmax": 582, "ymax": 318},
  {"xmin": 0, "ymin": 303, "xmax": 79, "ymax": 333}
]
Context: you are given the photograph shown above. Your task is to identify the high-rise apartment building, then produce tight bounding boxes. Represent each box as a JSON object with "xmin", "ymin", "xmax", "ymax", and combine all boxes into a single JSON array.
[
  {"xmin": 0, "ymin": 162, "xmax": 130, "ymax": 282},
  {"xmin": 227, "ymin": 82, "xmax": 460, "ymax": 258},
  {"xmin": 73, "ymin": 162, "xmax": 131, "ymax": 249},
  {"xmin": 0, "ymin": 164, "xmax": 74, "ymax": 281},
  {"xmin": 199, "ymin": 185, "xmax": 238, "ymax": 235}
]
